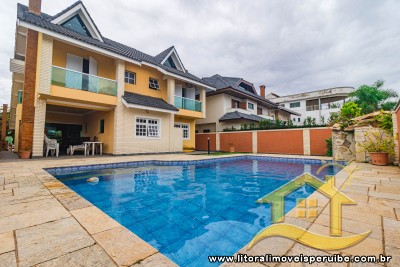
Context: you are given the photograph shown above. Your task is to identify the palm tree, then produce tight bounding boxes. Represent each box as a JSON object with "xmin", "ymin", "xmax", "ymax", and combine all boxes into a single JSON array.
[{"xmin": 350, "ymin": 80, "xmax": 398, "ymax": 114}]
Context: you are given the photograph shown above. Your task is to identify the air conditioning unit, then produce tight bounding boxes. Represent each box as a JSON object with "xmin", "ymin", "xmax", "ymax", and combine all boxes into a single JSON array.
[{"xmin": 149, "ymin": 83, "xmax": 159, "ymax": 89}]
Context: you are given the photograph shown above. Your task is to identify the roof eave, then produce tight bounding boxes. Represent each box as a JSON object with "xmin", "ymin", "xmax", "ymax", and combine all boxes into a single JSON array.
[
  {"xmin": 17, "ymin": 19, "xmax": 214, "ymax": 89},
  {"xmin": 17, "ymin": 19, "xmax": 142, "ymax": 66},
  {"xmin": 122, "ymin": 98, "xmax": 178, "ymax": 114},
  {"xmin": 208, "ymin": 87, "xmax": 277, "ymax": 108},
  {"xmin": 141, "ymin": 62, "xmax": 216, "ymax": 91}
]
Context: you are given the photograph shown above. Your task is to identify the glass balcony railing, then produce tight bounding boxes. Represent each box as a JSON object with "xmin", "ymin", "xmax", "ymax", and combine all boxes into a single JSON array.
[
  {"xmin": 51, "ymin": 66, "xmax": 117, "ymax": 96},
  {"xmin": 174, "ymin": 96, "xmax": 202, "ymax": 112}
]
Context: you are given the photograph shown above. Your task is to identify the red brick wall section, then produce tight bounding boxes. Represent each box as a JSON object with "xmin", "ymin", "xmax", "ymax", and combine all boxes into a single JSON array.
[
  {"xmin": 310, "ymin": 128, "xmax": 332, "ymax": 156},
  {"xmin": 195, "ymin": 133, "xmax": 216, "ymax": 151},
  {"xmin": 220, "ymin": 132, "xmax": 253, "ymax": 152},
  {"xmin": 258, "ymin": 130, "xmax": 304, "ymax": 155},
  {"xmin": 19, "ymin": 29, "xmax": 39, "ymax": 154},
  {"xmin": 29, "ymin": 0, "xmax": 42, "ymax": 15}
]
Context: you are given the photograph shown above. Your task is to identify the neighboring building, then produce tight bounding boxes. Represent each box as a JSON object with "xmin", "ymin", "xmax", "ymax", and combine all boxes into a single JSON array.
[
  {"xmin": 196, "ymin": 75, "xmax": 299, "ymax": 132},
  {"xmin": 10, "ymin": 0, "xmax": 215, "ymax": 157},
  {"xmin": 266, "ymin": 87, "xmax": 355, "ymax": 125}
]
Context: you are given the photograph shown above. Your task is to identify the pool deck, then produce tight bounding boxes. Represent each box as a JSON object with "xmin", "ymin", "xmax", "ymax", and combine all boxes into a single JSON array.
[{"xmin": 0, "ymin": 152, "xmax": 399, "ymax": 267}]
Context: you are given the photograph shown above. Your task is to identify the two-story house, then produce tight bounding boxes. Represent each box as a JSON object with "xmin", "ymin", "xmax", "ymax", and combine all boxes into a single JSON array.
[
  {"xmin": 266, "ymin": 87, "xmax": 355, "ymax": 125},
  {"xmin": 9, "ymin": 0, "xmax": 215, "ymax": 157},
  {"xmin": 195, "ymin": 75, "xmax": 299, "ymax": 132}
]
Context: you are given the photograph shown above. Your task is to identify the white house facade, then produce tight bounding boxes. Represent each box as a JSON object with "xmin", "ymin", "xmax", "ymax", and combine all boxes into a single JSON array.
[{"xmin": 266, "ymin": 87, "xmax": 355, "ymax": 125}]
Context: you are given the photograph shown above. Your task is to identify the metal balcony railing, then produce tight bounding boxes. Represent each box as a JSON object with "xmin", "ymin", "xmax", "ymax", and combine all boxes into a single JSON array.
[
  {"xmin": 174, "ymin": 96, "xmax": 202, "ymax": 112},
  {"xmin": 51, "ymin": 66, "xmax": 117, "ymax": 96}
]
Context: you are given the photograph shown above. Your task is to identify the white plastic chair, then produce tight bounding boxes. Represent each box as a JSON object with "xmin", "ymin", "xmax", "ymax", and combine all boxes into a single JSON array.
[{"xmin": 44, "ymin": 135, "xmax": 59, "ymax": 157}]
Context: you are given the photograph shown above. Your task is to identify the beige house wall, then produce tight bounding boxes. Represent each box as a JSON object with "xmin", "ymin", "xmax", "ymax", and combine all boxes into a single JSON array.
[
  {"xmin": 83, "ymin": 110, "xmax": 115, "ymax": 154},
  {"xmin": 196, "ymin": 93, "xmax": 280, "ymax": 132},
  {"xmin": 118, "ymin": 107, "xmax": 182, "ymax": 154},
  {"xmin": 196, "ymin": 94, "xmax": 227, "ymax": 125}
]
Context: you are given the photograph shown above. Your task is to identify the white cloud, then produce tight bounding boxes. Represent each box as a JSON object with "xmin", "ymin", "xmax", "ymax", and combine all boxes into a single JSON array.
[{"xmin": 1, "ymin": 0, "xmax": 399, "ymax": 104}]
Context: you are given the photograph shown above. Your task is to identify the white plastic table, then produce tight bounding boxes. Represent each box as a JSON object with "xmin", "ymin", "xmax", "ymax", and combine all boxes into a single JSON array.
[{"xmin": 83, "ymin": 142, "xmax": 103, "ymax": 156}]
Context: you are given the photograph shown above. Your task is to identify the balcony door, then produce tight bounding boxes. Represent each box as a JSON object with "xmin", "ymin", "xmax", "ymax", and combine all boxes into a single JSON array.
[{"xmin": 66, "ymin": 53, "xmax": 98, "ymax": 92}]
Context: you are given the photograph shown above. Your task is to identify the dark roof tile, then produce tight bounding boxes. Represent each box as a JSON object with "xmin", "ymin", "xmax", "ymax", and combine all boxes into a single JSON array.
[
  {"xmin": 122, "ymin": 92, "xmax": 178, "ymax": 112},
  {"xmin": 219, "ymin": 111, "xmax": 264, "ymax": 122}
]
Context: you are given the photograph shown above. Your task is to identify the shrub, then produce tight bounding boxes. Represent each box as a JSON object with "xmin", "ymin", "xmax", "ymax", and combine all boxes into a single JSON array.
[
  {"xmin": 360, "ymin": 131, "xmax": 395, "ymax": 155},
  {"xmin": 325, "ymin": 138, "xmax": 333, "ymax": 157},
  {"xmin": 339, "ymin": 102, "xmax": 361, "ymax": 129},
  {"xmin": 328, "ymin": 113, "xmax": 340, "ymax": 126},
  {"xmin": 375, "ymin": 112, "xmax": 393, "ymax": 133}
]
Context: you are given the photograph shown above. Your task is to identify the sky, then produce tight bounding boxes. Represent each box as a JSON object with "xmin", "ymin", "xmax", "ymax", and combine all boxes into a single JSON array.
[{"xmin": 1, "ymin": 0, "xmax": 400, "ymax": 105}]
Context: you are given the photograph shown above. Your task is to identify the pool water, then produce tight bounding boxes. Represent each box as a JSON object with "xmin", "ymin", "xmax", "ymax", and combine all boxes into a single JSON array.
[{"xmin": 54, "ymin": 158, "xmax": 340, "ymax": 266}]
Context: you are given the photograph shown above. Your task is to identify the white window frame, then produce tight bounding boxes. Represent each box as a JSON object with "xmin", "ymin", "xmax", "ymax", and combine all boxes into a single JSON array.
[
  {"xmin": 135, "ymin": 116, "xmax": 161, "ymax": 139},
  {"xmin": 125, "ymin": 71, "xmax": 136, "ymax": 85},
  {"xmin": 174, "ymin": 123, "xmax": 190, "ymax": 140},
  {"xmin": 248, "ymin": 102, "xmax": 255, "ymax": 110}
]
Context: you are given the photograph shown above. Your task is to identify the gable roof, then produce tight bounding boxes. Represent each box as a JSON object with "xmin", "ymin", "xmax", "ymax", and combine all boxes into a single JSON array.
[
  {"xmin": 16, "ymin": 2, "xmax": 214, "ymax": 90},
  {"xmin": 155, "ymin": 46, "xmax": 186, "ymax": 72},
  {"xmin": 50, "ymin": 1, "xmax": 103, "ymax": 42},
  {"xmin": 122, "ymin": 92, "xmax": 178, "ymax": 113},
  {"xmin": 154, "ymin": 46, "xmax": 175, "ymax": 63},
  {"xmin": 204, "ymin": 74, "xmax": 277, "ymax": 107},
  {"xmin": 219, "ymin": 111, "xmax": 264, "ymax": 122},
  {"xmin": 203, "ymin": 75, "xmax": 300, "ymax": 116},
  {"xmin": 203, "ymin": 75, "xmax": 251, "ymax": 92}
]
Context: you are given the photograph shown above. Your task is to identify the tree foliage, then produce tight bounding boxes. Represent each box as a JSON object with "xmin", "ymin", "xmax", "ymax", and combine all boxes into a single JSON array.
[{"xmin": 350, "ymin": 80, "xmax": 398, "ymax": 114}]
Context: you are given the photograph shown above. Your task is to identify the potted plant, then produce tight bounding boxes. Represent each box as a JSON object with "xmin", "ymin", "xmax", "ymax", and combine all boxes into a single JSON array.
[
  {"xmin": 229, "ymin": 142, "xmax": 235, "ymax": 153},
  {"xmin": 361, "ymin": 131, "xmax": 395, "ymax": 166}
]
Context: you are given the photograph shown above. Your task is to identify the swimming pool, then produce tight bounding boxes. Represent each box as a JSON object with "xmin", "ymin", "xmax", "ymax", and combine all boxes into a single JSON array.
[{"xmin": 50, "ymin": 157, "xmax": 341, "ymax": 266}]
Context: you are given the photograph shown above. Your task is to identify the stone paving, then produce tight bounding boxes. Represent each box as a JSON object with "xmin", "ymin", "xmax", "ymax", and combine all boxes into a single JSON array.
[{"xmin": 0, "ymin": 152, "xmax": 399, "ymax": 266}]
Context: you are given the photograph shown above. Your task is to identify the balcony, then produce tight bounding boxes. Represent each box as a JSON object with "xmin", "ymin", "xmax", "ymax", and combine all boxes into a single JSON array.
[
  {"xmin": 174, "ymin": 96, "xmax": 202, "ymax": 112},
  {"xmin": 51, "ymin": 66, "xmax": 117, "ymax": 96},
  {"xmin": 10, "ymin": 58, "xmax": 25, "ymax": 74},
  {"xmin": 306, "ymin": 105, "xmax": 320, "ymax": 111}
]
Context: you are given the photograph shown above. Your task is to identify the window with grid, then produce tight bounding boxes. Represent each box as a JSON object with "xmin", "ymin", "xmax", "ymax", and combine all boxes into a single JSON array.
[
  {"xmin": 125, "ymin": 71, "xmax": 136, "ymax": 84},
  {"xmin": 174, "ymin": 123, "xmax": 190, "ymax": 140},
  {"xmin": 290, "ymin": 102, "xmax": 301, "ymax": 108},
  {"xmin": 135, "ymin": 118, "xmax": 160, "ymax": 138}
]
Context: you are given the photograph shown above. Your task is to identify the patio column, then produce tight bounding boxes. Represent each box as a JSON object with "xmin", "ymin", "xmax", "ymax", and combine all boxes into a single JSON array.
[
  {"xmin": 113, "ymin": 59, "xmax": 125, "ymax": 155},
  {"xmin": 167, "ymin": 78, "xmax": 175, "ymax": 105},
  {"xmin": 200, "ymin": 87, "xmax": 206, "ymax": 118},
  {"xmin": 32, "ymin": 99, "xmax": 46, "ymax": 157},
  {"xmin": 303, "ymin": 129, "xmax": 311, "ymax": 156},
  {"xmin": 166, "ymin": 78, "xmax": 177, "ymax": 152}
]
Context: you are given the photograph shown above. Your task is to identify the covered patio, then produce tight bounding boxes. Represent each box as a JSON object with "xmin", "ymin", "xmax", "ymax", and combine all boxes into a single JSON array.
[{"xmin": 42, "ymin": 104, "xmax": 114, "ymax": 156}]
